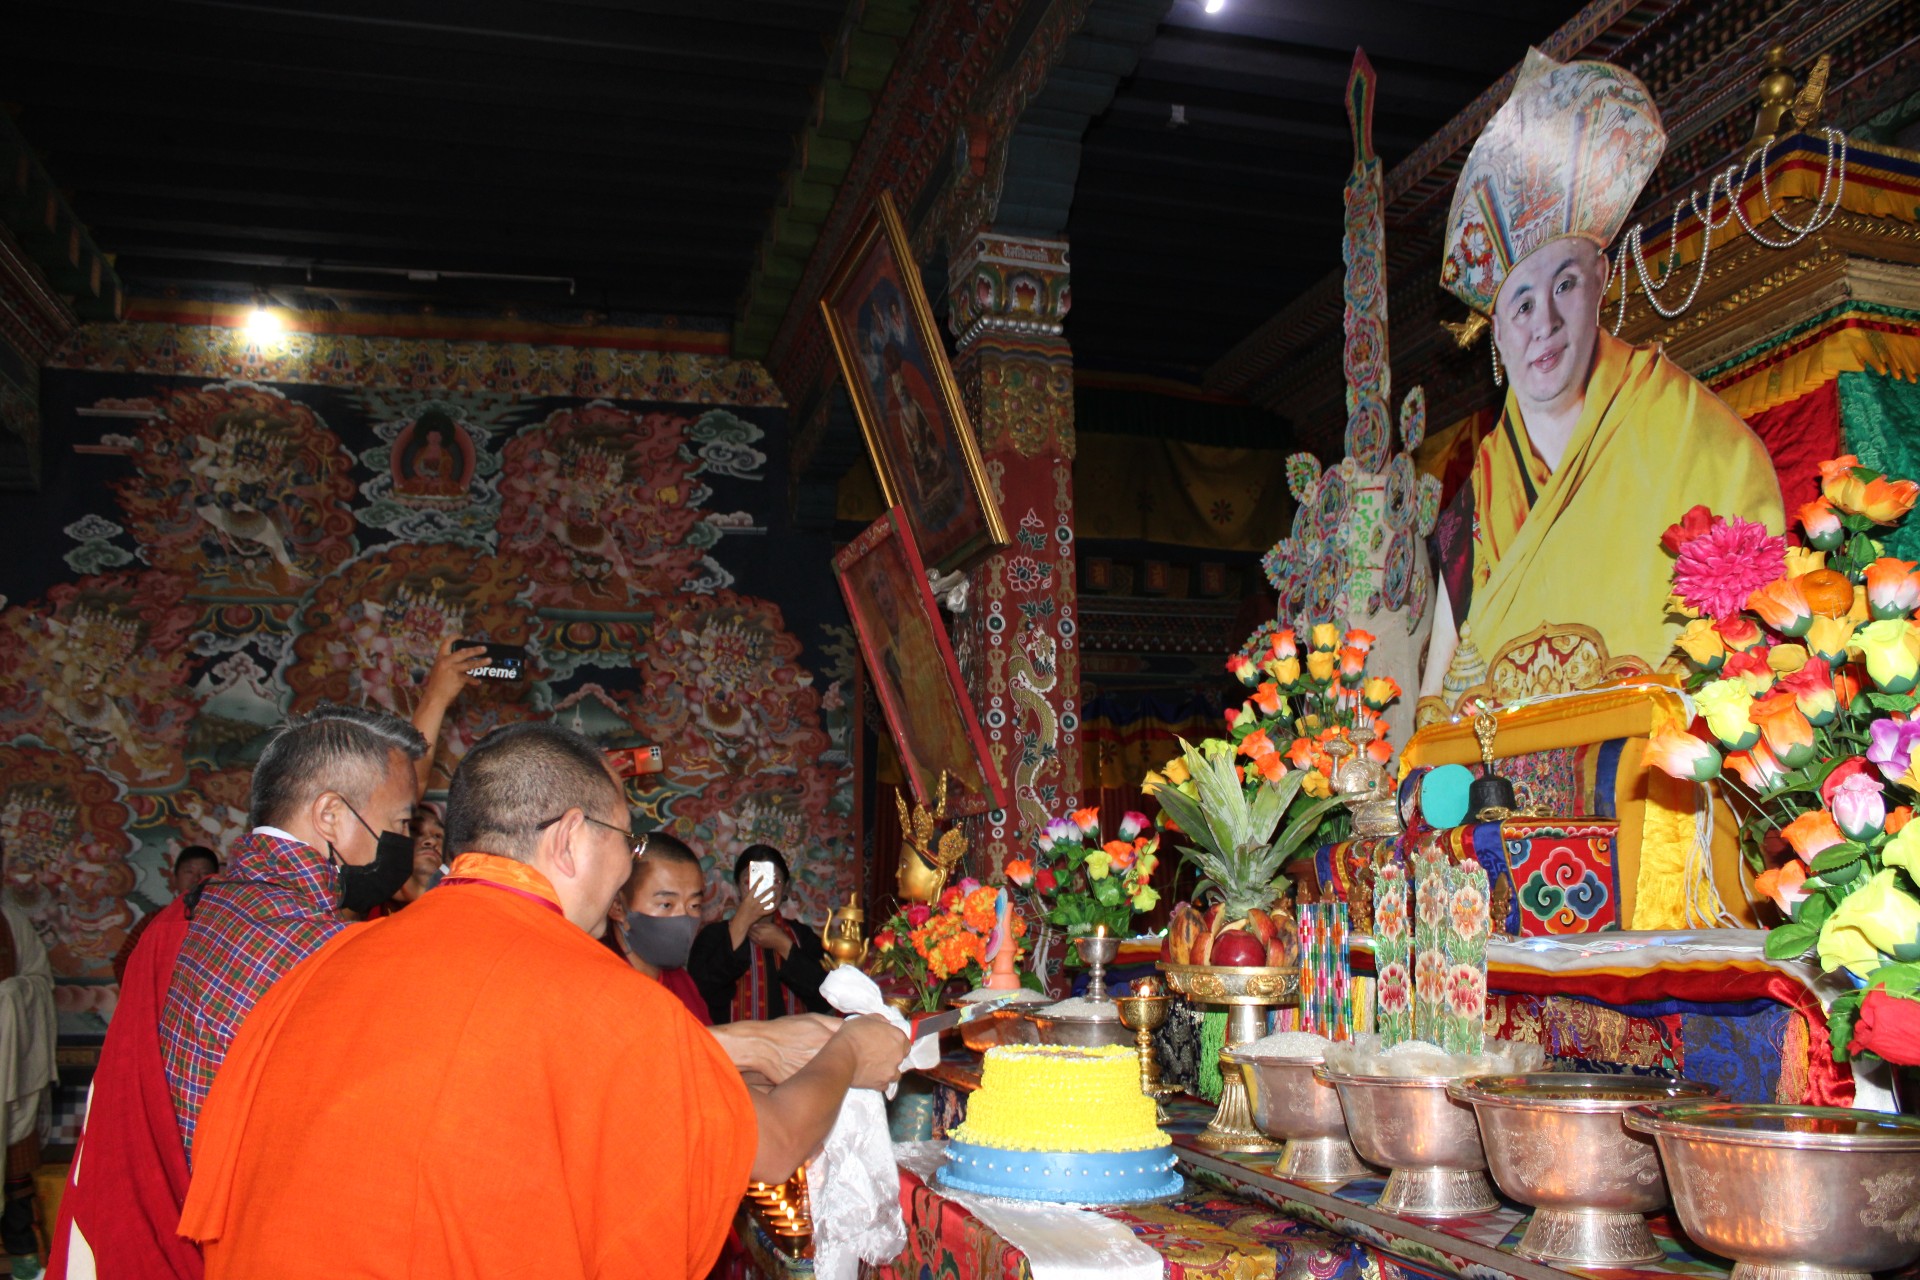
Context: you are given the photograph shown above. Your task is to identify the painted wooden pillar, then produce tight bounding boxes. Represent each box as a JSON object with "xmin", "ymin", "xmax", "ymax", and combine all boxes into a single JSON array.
[{"xmin": 945, "ymin": 229, "xmax": 1079, "ymax": 870}]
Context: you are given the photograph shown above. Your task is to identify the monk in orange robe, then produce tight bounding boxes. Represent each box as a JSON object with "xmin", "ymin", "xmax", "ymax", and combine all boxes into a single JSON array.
[{"xmin": 179, "ymin": 722, "xmax": 905, "ymax": 1279}]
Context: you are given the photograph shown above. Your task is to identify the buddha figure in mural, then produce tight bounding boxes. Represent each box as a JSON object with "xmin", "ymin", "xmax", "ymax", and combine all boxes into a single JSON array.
[{"xmin": 1418, "ymin": 50, "xmax": 1784, "ymax": 722}]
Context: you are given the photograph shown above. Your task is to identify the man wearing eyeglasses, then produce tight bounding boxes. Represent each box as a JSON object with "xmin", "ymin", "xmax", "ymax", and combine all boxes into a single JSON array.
[{"xmin": 180, "ymin": 720, "xmax": 906, "ymax": 1280}]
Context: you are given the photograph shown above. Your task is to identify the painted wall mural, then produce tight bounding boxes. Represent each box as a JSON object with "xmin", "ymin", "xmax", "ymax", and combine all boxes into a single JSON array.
[{"xmin": 3, "ymin": 331, "xmax": 855, "ymax": 1020}]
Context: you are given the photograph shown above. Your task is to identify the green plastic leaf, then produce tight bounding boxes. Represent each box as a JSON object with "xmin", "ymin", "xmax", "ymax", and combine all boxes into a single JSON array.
[
  {"xmin": 1795, "ymin": 892, "xmax": 1834, "ymax": 930},
  {"xmin": 1764, "ymin": 922, "xmax": 1819, "ymax": 960},
  {"xmin": 1811, "ymin": 843, "xmax": 1866, "ymax": 873},
  {"xmin": 1867, "ymin": 962, "xmax": 1920, "ymax": 994},
  {"xmin": 1867, "ymin": 692, "xmax": 1920, "ymax": 713}
]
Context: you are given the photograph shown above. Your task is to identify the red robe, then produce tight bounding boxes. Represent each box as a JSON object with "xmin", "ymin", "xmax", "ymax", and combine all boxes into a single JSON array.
[{"xmin": 48, "ymin": 898, "xmax": 202, "ymax": 1280}]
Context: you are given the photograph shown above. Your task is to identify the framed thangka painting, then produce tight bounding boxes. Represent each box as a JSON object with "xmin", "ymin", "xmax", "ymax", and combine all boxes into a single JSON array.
[
  {"xmin": 820, "ymin": 190, "xmax": 1008, "ymax": 576},
  {"xmin": 833, "ymin": 509, "xmax": 1007, "ymax": 817}
]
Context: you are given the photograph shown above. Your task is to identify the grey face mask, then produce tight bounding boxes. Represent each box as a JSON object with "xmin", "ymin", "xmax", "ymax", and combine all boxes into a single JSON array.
[{"xmin": 624, "ymin": 912, "xmax": 700, "ymax": 969}]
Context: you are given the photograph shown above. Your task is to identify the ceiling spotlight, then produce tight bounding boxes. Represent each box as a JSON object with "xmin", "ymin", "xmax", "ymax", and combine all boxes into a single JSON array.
[
  {"xmin": 244, "ymin": 301, "xmax": 284, "ymax": 343},
  {"xmin": 1204, "ymin": 0, "xmax": 1225, "ymax": 12}
]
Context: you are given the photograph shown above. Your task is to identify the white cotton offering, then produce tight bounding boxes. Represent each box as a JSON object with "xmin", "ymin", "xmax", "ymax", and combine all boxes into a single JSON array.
[
  {"xmin": 1237, "ymin": 1030, "xmax": 1334, "ymax": 1060},
  {"xmin": 1321, "ymin": 1033, "xmax": 1545, "ymax": 1079}
]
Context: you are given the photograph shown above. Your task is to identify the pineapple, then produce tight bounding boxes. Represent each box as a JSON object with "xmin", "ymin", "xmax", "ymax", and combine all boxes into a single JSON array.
[{"xmin": 1154, "ymin": 739, "xmax": 1339, "ymax": 968}]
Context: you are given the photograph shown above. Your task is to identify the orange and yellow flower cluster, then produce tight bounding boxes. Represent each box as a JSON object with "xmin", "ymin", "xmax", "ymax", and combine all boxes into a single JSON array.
[{"xmin": 1222, "ymin": 624, "xmax": 1399, "ymax": 798}]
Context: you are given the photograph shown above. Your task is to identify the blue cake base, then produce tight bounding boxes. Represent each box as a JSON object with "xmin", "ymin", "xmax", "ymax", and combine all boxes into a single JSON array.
[{"xmin": 934, "ymin": 1140, "xmax": 1182, "ymax": 1205}]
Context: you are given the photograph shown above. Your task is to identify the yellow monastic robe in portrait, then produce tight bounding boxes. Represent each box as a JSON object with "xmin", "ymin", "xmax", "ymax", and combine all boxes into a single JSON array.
[{"xmin": 1466, "ymin": 330, "xmax": 1785, "ymax": 672}]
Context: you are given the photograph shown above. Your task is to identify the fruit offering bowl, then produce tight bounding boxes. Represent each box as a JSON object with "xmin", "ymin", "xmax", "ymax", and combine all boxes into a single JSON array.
[
  {"xmin": 1451, "ymin": 1073, "xmax": 1717, "ymax": 1267},
  {"xmin": 1226, "ymin": 1048, "xmax": 1372, "ymax": 1188},
  {"xmin": 1625, "ymin": 1103, "xmax": 1920, "ymax": 1280},
  {"xmin": 1316, "ymin": 1067, "xmax": 1497, "ymax": 1217},
  {"xmin": 1157, "ymin": 962, "xmax": 1300, "ymax": 1154}
]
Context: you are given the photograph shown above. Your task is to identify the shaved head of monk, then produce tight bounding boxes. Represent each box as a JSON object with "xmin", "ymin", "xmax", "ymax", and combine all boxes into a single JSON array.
[{"xmin": 446, "ymin": 721, "xmax": 638, "ymax": 936}]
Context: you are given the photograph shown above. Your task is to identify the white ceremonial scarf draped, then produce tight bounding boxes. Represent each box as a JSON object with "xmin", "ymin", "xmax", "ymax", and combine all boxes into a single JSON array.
[
  {"xmin": 0, "ymin": 903, "xmax": 57, "ymax": 1146},
  {"xmin": 808, "ymin": 967, "xmax": 940, "ymax": 1280},
  {"xmin": 893, "ymin": 1143, "xmax": 1164, "ymax": 1280}
]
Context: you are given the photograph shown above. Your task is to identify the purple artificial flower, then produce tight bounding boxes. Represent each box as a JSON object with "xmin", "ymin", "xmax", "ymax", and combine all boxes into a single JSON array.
[{"xmin": 1868, "ymin": 716, "xmax": 1920, "ymax": 785}]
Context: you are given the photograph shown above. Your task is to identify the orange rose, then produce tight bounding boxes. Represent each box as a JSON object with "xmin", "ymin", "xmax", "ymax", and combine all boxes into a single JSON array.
[{"xmin": 1781, "ymin": 809, "xmax": 1845, "ymax": 865}]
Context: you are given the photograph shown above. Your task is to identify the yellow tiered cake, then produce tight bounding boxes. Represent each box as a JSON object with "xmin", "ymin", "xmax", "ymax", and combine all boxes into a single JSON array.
[{"xmin": 938, "ymin": 1044, "xmax": 1180, "ymax": 1203}]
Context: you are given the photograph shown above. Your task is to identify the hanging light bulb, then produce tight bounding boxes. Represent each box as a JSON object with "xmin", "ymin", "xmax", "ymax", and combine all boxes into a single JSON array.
[
  {"xmin": 1204, "ymin": 0, "xmax": 1225, "ymax": 12},
  {"xmin": 244, "ymin": 294, "xmax": 284, "ymax": 343}
]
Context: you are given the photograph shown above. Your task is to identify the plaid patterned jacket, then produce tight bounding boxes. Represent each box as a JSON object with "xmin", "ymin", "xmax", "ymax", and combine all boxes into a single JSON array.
[{"xmin": 159, "ymin": 829, "xmax": 343, "ymax": 1160}]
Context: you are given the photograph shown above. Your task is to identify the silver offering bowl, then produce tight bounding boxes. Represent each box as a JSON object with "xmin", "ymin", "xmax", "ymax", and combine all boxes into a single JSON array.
[
  {"xmin": 1227, "ymin": 1049, "xmax": 1373, "ymax": 1189},
  {"xmin": 1316, "ymin": 1067, "xmax": 1497, "ymax": 1217},
  {"xmin": 1025, "ymin": 1004, "xmax": 1134, "ymax": 1048},
  {"xmin": 1451, "ymin": 1073, "xmax": 1717, "ymax": 1267},
  {"xmin": 1625, "ymin": 1103, "xmax": 1920, "ymax": 1280},
  {"xmin": 1159, "ymin": 962, "xmax": 1300, "ymax": 1153}
]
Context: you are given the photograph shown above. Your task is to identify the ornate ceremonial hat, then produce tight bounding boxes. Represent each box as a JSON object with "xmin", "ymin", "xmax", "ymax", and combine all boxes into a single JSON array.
[{"xmin": 1440, "ymin": 49, "xmax": 1666, "ymax": 316}]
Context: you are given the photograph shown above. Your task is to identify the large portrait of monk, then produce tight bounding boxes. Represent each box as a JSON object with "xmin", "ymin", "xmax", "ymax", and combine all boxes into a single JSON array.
[
  {"xmin": 821, "ymin": 191, "xmax": 1007, "ymax": 576},
  {"xmin": 833, "ymin": 509, "xmax": 1006, "ymax": 817}
]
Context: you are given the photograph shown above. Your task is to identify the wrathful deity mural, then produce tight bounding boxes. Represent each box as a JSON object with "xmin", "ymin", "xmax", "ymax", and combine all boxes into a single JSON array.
[{"xmin": 2, "ymin": 363, "xmax": 854, "ymax": 1019}]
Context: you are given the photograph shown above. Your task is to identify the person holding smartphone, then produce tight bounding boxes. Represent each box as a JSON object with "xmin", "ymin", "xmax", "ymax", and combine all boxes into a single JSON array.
[{"xmin": 688, "ymin": 846, "xmax": 832, "ymax": 1024}]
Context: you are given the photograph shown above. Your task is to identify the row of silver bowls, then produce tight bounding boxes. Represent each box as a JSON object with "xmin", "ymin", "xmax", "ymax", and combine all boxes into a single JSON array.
[{"xmin": 1227, "ymin": 1050, "xmax": 1920, "ymax": 1278}]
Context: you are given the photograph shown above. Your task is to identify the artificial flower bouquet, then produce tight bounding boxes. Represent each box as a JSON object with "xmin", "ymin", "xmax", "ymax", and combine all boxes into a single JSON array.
[
  {"xmin": 1648, "ymin": 454, "xmax": 1920, "ymax": 1064},
  {"xmin": 868, "ymin": 879, "xmax": 1025, "ymax": 1012},
  {"xmin": 1006, "ymin": 808, "xmax": 1161, "ymax": 948},
  {"xmin": 1221, "ymin": 623, "xmax": 1399, "ymax": 819}
]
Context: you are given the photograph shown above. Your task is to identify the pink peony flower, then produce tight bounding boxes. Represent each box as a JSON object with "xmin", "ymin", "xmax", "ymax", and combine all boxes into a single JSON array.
[{"xmin": 1672, "ymin": 516, "xmax": 1789, "ymax": 621}]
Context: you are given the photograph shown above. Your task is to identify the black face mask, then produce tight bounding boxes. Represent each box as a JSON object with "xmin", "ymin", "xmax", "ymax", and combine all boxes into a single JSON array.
[
  {"xmin": 624, "ymin": 912, "xmax": 701, "ymax": 970},
  {"xmin": 330, "ymin": 800, "xmax": 417, "ymax": 915}
]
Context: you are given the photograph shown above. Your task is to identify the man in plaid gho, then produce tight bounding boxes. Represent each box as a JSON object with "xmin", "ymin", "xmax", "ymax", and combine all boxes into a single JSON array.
[{"xmin": 160, "ymin": 703, "xmax": 428, "ymax": 1158}]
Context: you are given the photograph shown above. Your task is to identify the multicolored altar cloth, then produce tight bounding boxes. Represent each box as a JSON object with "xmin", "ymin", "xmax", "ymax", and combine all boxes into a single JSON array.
[
  {"xmin": 870, "ymin": 1164, "xmax": 1440, "ymax": 1280},
  {"xmin": 1350, "ymin": 929, "xmax": 1872, "ymax": 1109}
]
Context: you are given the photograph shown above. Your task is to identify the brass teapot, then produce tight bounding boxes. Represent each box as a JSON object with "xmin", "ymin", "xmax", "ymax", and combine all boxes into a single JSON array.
[{"xmin": 820, "ymin": 893, "xmax": 869, "ymax": 968}]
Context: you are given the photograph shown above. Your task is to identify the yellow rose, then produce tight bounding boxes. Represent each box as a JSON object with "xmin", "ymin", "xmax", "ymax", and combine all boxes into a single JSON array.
[
  {"xmin": 1805, "ymin": 615, "xmax": 1859, "ymax": 663},
  {"xmin": 1884, "ymin": 822, "xmax": 1920, "ymax": 879},
  {"xmin": 1084, "ymin": 849, "xmax": 1112, "ymax": 881},
  {"xmin": 1664, "ymin": 592, "xmax": 1701, "ymax": 621},
  {"xmin": 1269, "ymin": 656, "xmax": 1302, "ymax": 685},
  {"xmin": 1767, "ymin": 643, "xmax": 1809, "ymax": 674},
  {"xmin": 1855, "ymin": 618, "xmax": 1920, "ymax": 694},
  {"xmin": 1692, "ymin": 679, "xmax": 1759, "ymax": 751},
  {"xmin": 1820, "ymin": 869, "xmax": 1920, "ymax": 974},
  {"xmin": 1301, "ymin": 769, "xmax": 1331, "ymax": 798},
  {"xmin": 1310, "ymin": 622, "xmax": 1341, "ymax": 651},
  {"xmin": 1674, "ymin": 618, "xmax": 1726, "ymax": 669},
  {"xmin": 1784, "ymin": 546, "xmax": 1828, "ymax": 578},
  {"xmin": 1307, "ymin": 650, "xmax": 1337, "ymax": 682}
]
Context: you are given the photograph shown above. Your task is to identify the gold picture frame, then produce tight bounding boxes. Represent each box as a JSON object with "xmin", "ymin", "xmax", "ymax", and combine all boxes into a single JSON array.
[{"xmin": 820, "ymin": 190, "xmax": 1009, "ymax": 576}]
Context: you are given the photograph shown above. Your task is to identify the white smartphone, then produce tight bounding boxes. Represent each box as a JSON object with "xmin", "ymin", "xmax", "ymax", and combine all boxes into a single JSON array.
[{"xmin": 748, "ymin": 860, "xmax": 777, "ymax": 906}]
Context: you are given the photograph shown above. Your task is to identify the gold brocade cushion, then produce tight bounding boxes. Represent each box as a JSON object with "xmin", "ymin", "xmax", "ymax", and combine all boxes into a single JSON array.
[{"xmin": 1400, "ymin": 679, "xmax": 1757, "ymax": 930}]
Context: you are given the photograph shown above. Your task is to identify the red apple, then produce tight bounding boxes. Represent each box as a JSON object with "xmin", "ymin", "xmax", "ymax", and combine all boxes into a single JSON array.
[
  {"xmin": 1191, "ymin": 926, "xmax": 1214, "ymax": 967},
  {"xmin": 1209, "ymin": 929, "xmax": 1267, "ymax": 967},
  {"xmin": 1245, "ymin": 907, "xmax": 1277, "ymax": 947},
  {"xmin": 1264, "ymin": 935, "xmax": 1289, "ymax": 967}
]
